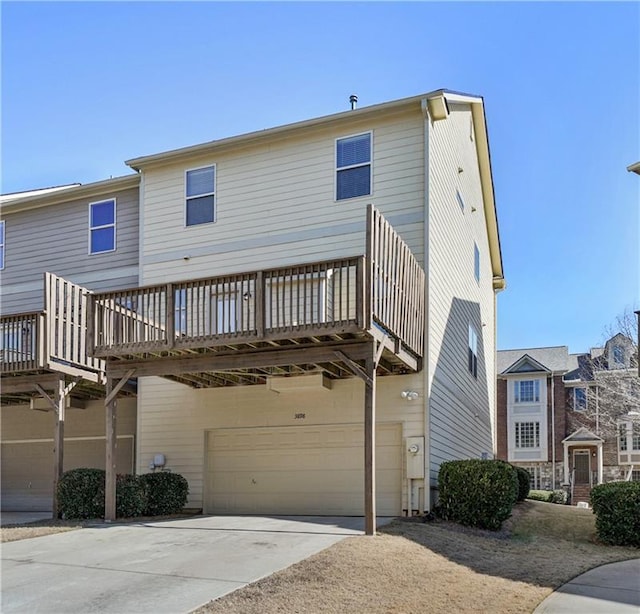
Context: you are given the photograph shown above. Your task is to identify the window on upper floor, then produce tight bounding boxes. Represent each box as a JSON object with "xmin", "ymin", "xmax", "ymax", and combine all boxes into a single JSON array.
[
  {"xmin": 572, "ymin": 387, "xmax": 587, "ymax": 411},
  {"xmin": 474, "ymin": 243, "xmax": 480, "ymax": 282},
  {"xmin": 612, "ymin": 345, "xmax": 625, "ymax": 365},
  {"xmin": 0, "ymin": 220, "xmax": 5, "ymax": 269},
  {"xmin": 336, "ymin": 133, "xmax": 371, "ymax": 200},
  {"xmin": 515, "ymin": 422, "xmax": 540, "ymax": 448},
  {"xmin": 619, "ymin": 421, "xmax": 640, "ymax": 454},
  {"xmin": 186, "ymin": 165, "xmax": 216, "ymax": 226},
  {"xmin": 468, "ymin": 323, "xmax": 478, "ymax": 378},
  {"xmin": 89, "ymin": 199, "xmax": 116, "ymax": 254},
  {"xmin": 514, "ymin": 379, "xmax": 540, "ymax": 403}
]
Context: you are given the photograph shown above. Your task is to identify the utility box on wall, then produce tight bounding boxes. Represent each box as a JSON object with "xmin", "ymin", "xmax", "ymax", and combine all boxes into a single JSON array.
[{"xmin": 405, "ymin": 436, "xmax": 425, "ymax": 479}]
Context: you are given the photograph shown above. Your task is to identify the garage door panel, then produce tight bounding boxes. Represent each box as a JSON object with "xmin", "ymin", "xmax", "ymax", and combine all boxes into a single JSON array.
[
  {"xmin": 205, "ymin": 424, "xmax": 402, "ymax": 516},
  {"xmin": 1, "ymin": 437, "xmax": 134, "ymax": 512}
]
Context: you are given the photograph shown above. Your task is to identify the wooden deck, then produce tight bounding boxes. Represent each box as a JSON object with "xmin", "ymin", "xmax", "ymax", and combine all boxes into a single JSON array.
[
  {"xmin": 90, "ymin": 206, "xmax": 425, "ymax": 386},
  {"xmin": 1, "ymin": 274, "xmax": 111, "ymax": 405}
]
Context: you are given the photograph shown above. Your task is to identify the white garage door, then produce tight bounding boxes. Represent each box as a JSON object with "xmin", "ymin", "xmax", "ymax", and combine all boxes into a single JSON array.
[
  {"xmin": 1, "ymin": 436, "xmax": 134, "ymax": 511},
  {"xmin": 205, "ymin": 423, "xmax": 402, "ymax": 516}
]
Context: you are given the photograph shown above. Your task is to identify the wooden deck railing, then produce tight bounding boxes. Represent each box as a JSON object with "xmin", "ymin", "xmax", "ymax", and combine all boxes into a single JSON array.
[
  {"xmin": 90, "ymin": 205, "xmax": 425, "ymax": 360},
  {"xmin": 0, "ymin": 311, "xmax": 46, "ymax": 372},
  {"xmin": 1, "ymin": 274, "xmax": 105, "ymax": 375},
  {"xmin": 92, "ymin": 258, "xmax": 364, "ymax": 356}
]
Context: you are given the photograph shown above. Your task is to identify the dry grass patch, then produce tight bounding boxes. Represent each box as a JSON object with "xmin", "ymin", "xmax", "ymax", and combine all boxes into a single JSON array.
[
  {"xmin": 195, "ymin": 501, "xmax": 638, "ymax": 614},
  {"xmin": 1, "ymin": 519, "xmax": 84, "ymax": 543}
]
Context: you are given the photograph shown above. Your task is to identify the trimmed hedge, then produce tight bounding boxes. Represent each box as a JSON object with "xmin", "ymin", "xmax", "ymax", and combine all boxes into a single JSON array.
[
  {"xmin": 513, "ymin": 466, "xmax": 531, "ymax": 502},
  {"xmin": 56, "ymin": 468, "xmax": 105, "ymax": 519},
  {"xmin": 438, "ymin": 459, "xmax": 519, "ymax": 530},
  {"xmin": 139, "ymin": 472, "xmax": 189, "ymax": 516},
  {"xmin": 590, "ymin": 481, "xmax": 640, "ymax": 547},
  {"xmin": 56, "ymin": 469, "xmax": 188, "ymax": 520},
  {"xmin": 527, "ymin": 489, "xmax": 568, "ymax": 504}
]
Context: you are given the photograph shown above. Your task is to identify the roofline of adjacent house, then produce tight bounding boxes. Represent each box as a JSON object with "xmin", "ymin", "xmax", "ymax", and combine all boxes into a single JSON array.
[
  {"xmin": 0, "ymin": 174, "xmax": 140, "ymax": 214},
  {"xmin": 124, "ymin": 88, "xmax": 504, "ymax": 284},
  {"xmin": 627, "ymin": 161, "xmax": 640, "ymax": 174}
]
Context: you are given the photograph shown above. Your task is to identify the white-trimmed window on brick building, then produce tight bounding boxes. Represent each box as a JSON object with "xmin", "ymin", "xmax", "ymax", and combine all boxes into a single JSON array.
[
  {"xmin": 514, "ymin": 379, "xmax": 540, "ymax": 403},
  {"xmin": 515, "ymin": 421, "xmax": 540, "ymax": 449},
  {"xmin": 522, "ymin": 465, "xmax": 542, "ymax": 490},
  {"xmin": 618, "ymin": 420, "xmax": 640, "ymax": 464},
  {"xmin": 572, "ymin": 387, "xmax": 587, "ymax": 411}
]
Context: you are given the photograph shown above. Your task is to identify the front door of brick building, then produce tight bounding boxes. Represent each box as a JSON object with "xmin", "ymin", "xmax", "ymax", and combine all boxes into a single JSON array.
[{"xmin": 573, "ymin": 450, "xmax": 591, "ymax": 484}]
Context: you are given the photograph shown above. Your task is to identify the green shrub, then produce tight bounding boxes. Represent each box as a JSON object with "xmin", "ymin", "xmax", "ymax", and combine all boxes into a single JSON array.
[
  {"xmin": 113, "ymin": 474, "xmax": 148, "ymax": 518},
  {"xmin": 438, "ymin": 459, "xmax": 519, "ymax": 531},
  {"xmin": 527, "ymin": 489, "xmax": 568, "ymax": 504},
  {"xmin": 57, "ymin": 469, "xmax": 148, "ymax": 519},
  {"xmin": 513, "ymin": 466, "xmax": 531, "ymax": 502},
  {"xmin": 57, "ymin": 468, "xmax": 105, "ymax": 519},
  {"xmin": 139, "ymin": 472, "xmax": 189, "ymax": 516},
  {"xmin": 590, "ymin": 481, "xmax": 640, "ymax": 547}
]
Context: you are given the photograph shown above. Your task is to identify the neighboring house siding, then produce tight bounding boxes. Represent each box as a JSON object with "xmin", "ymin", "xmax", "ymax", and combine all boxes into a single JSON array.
[
  {"xmin": 426, "ymin": 103, "xmax": 496, "ymax": 487},
  {"xmin": 0, "ymin": 187, "xmax": 139, "ymax": 314},
  {"xmin": 140, "ymin": 110, "xmax": 425, "ymax": 285},
  {"xmin": 136, "ymin": 374, "xmax": 425, "ymax": 510}
]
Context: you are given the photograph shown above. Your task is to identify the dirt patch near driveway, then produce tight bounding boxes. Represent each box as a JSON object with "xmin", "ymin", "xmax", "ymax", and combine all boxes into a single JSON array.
[{"xmin": 195, "ymin": 501, "xmax": 638, "ymax": 614}]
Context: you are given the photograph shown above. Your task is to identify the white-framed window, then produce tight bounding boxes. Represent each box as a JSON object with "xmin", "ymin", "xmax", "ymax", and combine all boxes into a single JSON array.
[
  {"xmin": 619, "ymin": 421, "xmax": 640, "ymax": 454},
  {"xmin": 186, "ymin": 165, "xmax": 216, "ymax": 226},
  {"xmin": 468, "ymin": 323, "xmax": 478, "ymax": 378},
  {"xmin": 0, "ymin": 220, "xmax": 5, "ymax": 269},
  {"xmin": 572, "ymin": 387, "xmax": 587, "ymax": 411},
  {"xmin": 522, "ymin": 465, "xmax": 542, "ymax": 490},
  {"xmin": 336, "ymin": 132, "xmax": 371, "ymax": 200},
  {"xmin": 515, "ymin": 422, "xmax": 540, "ymax": 448},
  {"xmin": 474, "ymin": 243, "xmax": 480, "ymax": 282},
  {"xmin": 514, "ymin": 379, "xmax": 540, "ymax": 403},
  {"xmin": 89, "ymin": 199, "xmax": 116, "ymax": 254}
]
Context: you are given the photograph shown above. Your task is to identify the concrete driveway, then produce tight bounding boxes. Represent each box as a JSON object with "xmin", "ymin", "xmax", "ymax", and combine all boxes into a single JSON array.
[{"xmin": 1, "ymin": 515, "xmax": 388, "ymax": 614}]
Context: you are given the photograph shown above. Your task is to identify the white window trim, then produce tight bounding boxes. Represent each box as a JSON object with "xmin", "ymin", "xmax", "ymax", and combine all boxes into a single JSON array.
[
  {"xmin": 572, "ymin": 387, "xmax": 588, "ymax": 411},
  {"xmin": 88, "ymin": 198, "xmax": 116, "ymax": 255},
  {"xmin": 506, "ymin": 374, "xmax": 548, "ymax": 462},
  {"xmin": 468, "ymin": 322, "xmax": 478, "ymax": 378},
  {"xmin": 185, "ymin": 164, "xmax": 216, "ymax": 227},
  {"xmin": 474, "ymin": 242, "xmax": 480, "ymax": 283},
  {"xmin": 0, "ymin": 220, "xmax": 5, "ymax": 270},
  {"xmin": 514, "ymin": 421, "xmax": 541, "ymax": 449},
  {"xmin": 618, "ymin": 420, "xmax": 640, "ymax": 464},
  {"xmin": 334, "ymin": 131, "xmax": 373, "ymax": 202},
  {"xmin": 514, "ymin": 379, "xmax": 541, "ymax": 404}
]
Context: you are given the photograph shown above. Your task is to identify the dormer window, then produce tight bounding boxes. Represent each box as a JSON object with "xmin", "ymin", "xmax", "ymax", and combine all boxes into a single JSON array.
[{"xmin": 612, "ymin": 345, "xmax": 624, "ymax": 365}]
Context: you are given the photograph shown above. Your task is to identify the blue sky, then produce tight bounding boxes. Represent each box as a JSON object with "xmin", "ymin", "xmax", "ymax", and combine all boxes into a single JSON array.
[{"xmin": 2, "ymin": 2, "xmax": 638, "ymax": 353}]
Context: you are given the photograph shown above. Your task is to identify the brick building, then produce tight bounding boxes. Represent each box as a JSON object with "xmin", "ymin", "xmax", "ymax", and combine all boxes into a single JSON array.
[{"xmin": 496, "ymin": 334, "xmax": 639, "ymax": 505}]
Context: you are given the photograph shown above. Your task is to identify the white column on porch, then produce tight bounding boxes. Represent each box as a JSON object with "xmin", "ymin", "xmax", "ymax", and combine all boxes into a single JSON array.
[
  {"xmin": 597, "ymin": 441, "xmax": 603, "ymax": 484},
  {"xmin": 563, "ymin": 443, "xmax": 569, "ymax": 485}
]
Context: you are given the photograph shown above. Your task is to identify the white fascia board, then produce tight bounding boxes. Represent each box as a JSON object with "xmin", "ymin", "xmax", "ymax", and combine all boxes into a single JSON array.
[{"xmin": 1, "ymin": 174, "xmax": 139, "ymax": 215}]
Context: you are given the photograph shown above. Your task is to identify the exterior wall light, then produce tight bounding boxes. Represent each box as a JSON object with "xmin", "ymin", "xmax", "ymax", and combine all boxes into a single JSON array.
[{"xmin": 401, "ymin": 390, "xmax": 419, "ymax": 401}]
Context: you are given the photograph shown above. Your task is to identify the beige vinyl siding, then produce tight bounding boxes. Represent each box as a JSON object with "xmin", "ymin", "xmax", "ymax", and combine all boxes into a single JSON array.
[
  {"xmin": 140, "ymin": 110, "xmax": 424, "ymax": 285},
  {"xmin": 426, "ymin": 103, "xmax": 496, "ymax": 488},
  {"xmin": 1, "ymin": 187, "xmax": 139, "ymax": 314},
  {"xmin": 137, "ymin": 374, "xmax": 424, "ymax": 512},
  {"xmin": 0, "ymin": 398, "xmax": 136, "ymax": 511}
]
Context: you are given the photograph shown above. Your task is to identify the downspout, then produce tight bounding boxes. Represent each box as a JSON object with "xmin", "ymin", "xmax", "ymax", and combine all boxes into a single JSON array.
[
  {"xmin": 551, "ymin": 374, "xmax": 556, "ymax": 490},
  {"xmin": 421, "ymin": 98, "xmax": 432, "ymax": 511}
]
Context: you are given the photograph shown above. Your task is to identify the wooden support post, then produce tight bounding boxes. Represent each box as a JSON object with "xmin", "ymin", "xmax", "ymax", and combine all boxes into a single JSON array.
[
  {"xmin": 105, "ymin": 375, "xmax": 117, "ymax": 521},
  {"xmin": 364, "ymin": 352, "xmax": 376, "ymax": 536},
  {"xmin": 52, "ymin": 376, "xmax": 65, "ymax": 518}
]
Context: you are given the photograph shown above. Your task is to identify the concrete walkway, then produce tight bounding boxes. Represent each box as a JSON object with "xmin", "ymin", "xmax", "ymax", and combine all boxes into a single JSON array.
[
  {"xmin": 534, "ymin": 559, "xmax": 640, "ymax": 613},
  {"xmin": 1, "ymin": 515, "xmax": 389, "ymax": 614}
]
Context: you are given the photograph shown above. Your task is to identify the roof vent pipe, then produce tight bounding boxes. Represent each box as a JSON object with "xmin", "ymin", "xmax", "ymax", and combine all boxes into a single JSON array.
[{"xmin": 349, "ymin": 94, "xmax": 358, "ymax": 110}]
